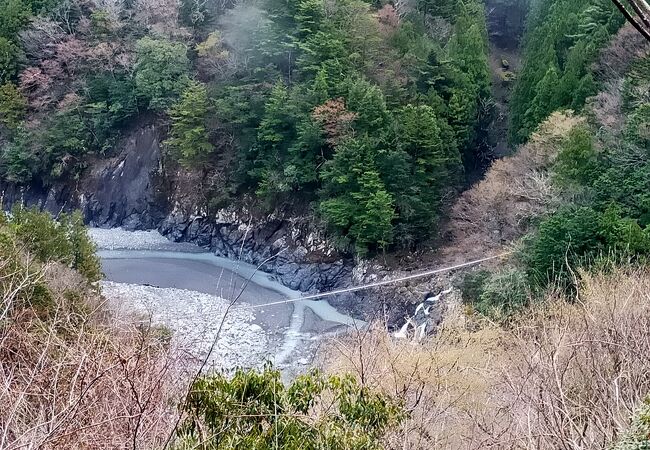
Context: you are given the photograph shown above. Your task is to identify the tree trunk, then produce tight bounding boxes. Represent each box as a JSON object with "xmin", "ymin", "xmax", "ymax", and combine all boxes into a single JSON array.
[{"xmin": 610, "ymin": 0, "xmax": 650, "ymax": 42}]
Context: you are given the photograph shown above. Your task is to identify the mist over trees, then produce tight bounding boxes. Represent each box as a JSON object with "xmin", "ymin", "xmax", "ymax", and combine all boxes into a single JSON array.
[{"xmin": 0, "ymin": 0, "xmax": 492, "ymax": 254}]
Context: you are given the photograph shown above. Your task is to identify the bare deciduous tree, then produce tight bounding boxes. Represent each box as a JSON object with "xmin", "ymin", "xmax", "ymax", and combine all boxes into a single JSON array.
[{"xmin": 0, "ymin": 255, "xmax": 186, "ymax": 449}]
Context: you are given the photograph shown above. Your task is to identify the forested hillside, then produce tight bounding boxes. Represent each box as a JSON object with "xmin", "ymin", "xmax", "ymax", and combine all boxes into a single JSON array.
[
  {"xmin": 509, "ymin": 0, "xmax": 624, "ymax": 143},
  {"xmin": 0, "ymin": 0, "xmax": 494, "ymax": 254}
]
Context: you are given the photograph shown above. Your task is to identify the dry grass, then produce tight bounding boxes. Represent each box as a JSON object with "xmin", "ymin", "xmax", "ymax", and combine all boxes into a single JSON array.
[
  {"xmin": 323, "ymin": 312, "xmax": 508, "ymax": 449},
  {"xmin": 0, "ymin": 259, "xmax": 186, "ymax": 449},
  {"xmin": 325, "ymin": 267, "xmax": 650, "ymax": 449}
]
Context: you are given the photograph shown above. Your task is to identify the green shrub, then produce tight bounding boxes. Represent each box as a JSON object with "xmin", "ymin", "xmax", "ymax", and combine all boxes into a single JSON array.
[
  {"xmin": 591, "ymin": 163, "xmax": 650, "ymax": 226},
  {"xmin": 0, "ymin": 227, "xmax": 54, "ymax": 315},
  {"xmin": 458, "ymin": 269, "xmax": 491, "ymax": 305},
  {"xmin": 460, "ymin": 269, "xmax": 530, "ymax": 321},
  {"xmin": 610, "ymin": 397, "xmax": 650, "ymax": 450},
  {"xmin": 134, "ymin": 37, "xmax": 191, "ymax": 111},
  {"xmin": 0, "ymin": 82, "xmax": 26, "ymax": 130},
  {"xmin": 552, "ymin": 126, "xmax": 600, "ymax": 189},
  {"xmin": 178, "ymin": 365, "xmax": 404, "ymax": 449},
  {"xmin": 626, "ymin": 104, "xmax": 650, "ymax": 148},
  {"xmin": 525, "ymin": 207, "xmax": 650, "ymax": 290},
  {"xmin": 39, "ymin": 109, "xmax": 94, "ymax": 179},
  {"xmin": 10, "ymin": 207, "xmax": 101, "ymax": 283},
  {"xmin": 61, "ymin": 211, "xmax": 102, "ymax": 283},
  {"xmin": 475, "ymin": 269, "xmax": 530, "ymax": 320},
  {"xmin": 1, "ymin": 127, "xmax": 36, "ymax": 183},
  {"xmin": 0, "ymin": 37, "xmax": 22, "ymax": 83},
  {"xmin": 84, "ymin": 72, "xmax": 139, "ymax": 150},
  {"xmin": 165, "ymin": 81, "xmax": 214, "ymax": 168},
  {"xmin": 526, "ymin": 207, "xmax": 604, "ymax": 288},
  {"xmin": 0, "ymin": 0, "xmax": 33, "ymax": 40}
]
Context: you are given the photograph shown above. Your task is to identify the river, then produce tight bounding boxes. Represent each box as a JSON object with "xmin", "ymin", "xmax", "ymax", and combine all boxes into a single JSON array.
[{"xmin": 91, "ymin": 228, "xmax": 362, "ymax": 374}]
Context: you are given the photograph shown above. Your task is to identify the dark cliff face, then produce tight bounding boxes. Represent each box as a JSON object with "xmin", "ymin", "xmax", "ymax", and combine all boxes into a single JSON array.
[
  {"xmin": 0, "ymin": 124, "xmax": 168, "ymax": 229},
  {"xmin": 484, "ymin": 0, "xmax": 529, "ymax": 50},
  {"xmin": 82, "ymin": 125, "xmax": 168, "ymax": 229}
]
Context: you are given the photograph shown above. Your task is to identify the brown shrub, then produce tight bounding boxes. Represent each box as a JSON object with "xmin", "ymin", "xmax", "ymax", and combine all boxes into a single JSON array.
[
  {"xmin": 323, "ymin": 316, "xmax": 507, "ymax": 449},
  {"xmin": 0, "ymin": 261, "xmax": 185, "ymax": 449},
  {"xmin": 483, "ymin": 268, "xmax": 650, "ymax": 449},
  {"xmin": 377, "ymin": 4, "xmax": 399, "ymax": 35},
  {"xmin": 312, "ymin": 98, "xmax": 358, "ymax": 146}
]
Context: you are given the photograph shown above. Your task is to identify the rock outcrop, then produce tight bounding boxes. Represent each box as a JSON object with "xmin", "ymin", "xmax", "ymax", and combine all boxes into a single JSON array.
[{"xmin": 0, "ymin": 124, "xmax": 167, "ymax": 229}]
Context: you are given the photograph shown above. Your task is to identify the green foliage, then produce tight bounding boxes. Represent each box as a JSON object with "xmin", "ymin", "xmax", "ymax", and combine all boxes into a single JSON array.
[
  {"xmin": 9, "ymin": 207, "xmax": 101, "ymax": 283},
  {"xmin": 525, "ymin": 207, "xmax": 650, "ymax": 289},
  {"xmin": 390, "ymin": 104, "xmax": 461, "ymax": 239},
  {"xmin": 249, "ymin": 81, "xmax": 300, "ymax": 203},
  {"xmin": 84, "ymin": 73, "xmax": 139, "ymax": 151},
  {"xmin": 178, "ymin": 365, "xmax": 404, "ymax": 449},
  {"xmin": 458, "ymin": 269, "xmax": 491, "ymax": 304},
  {"xmin": 180, "ymin": 0, "xmax": 210, "ymax": 27},
  {"xmin": 417, "ymin": 0, "xmax": 459, "ymax": 21},
  {"xmin": 610, "ymin": 397, "xmax": 650, "ymax": 450},
  {"xmin": 552, "ymin": 126, "xmax": 599, "ymax": 188},
  {"xmin": 0, "ymin": 0, "xmax": 55, "ymax": 82},
  {"xmin": 0, "ymin": 0, "xmax": 33, "ymax": 40},
  {"xmin": 0, "ymin": 222, "xmax": 54, "ymax": 315},
  {"xmin": 510, "ymin": 0, "xmax": 624, "ymax": 143},
  {"xmin": 0, "ymin": 82, "xmax": 26, "ymax": 130},
  {"xmin": 1, "ymin": 126, "xmax": 35, "ymax": 183},
  {"xmin": 90, "ymin": 9, "xmax": 111, "ymax": 36},
  {"xmin": 86, "ymin": 73, "xmax": 138, "ymax": 127},
  {"xmin": 40, "ymin": 109, "xmax": 93, "ymax": 179},
  {"xmin": 233, "ymin": 0, "xmax": 489, "ymax": 252},
  {"xmin": 0, "ymin": 206, "xmax": 99, "ymax": 320},
  {"xmin": 320, "ymin": 137, "xmax": 396, "ymax": 254},
  {"xmin": 0, "ymin": 0, "xmax": 494, "ymax": 256},
  {"xmin": 134, "ymin": 37, "xmax": 191, "ymax": 111},
  {"xmin": 474, "ymin": 269, "xmax": 530, "ymax": 320},
  {"xmin": 626, "ymin": 104, "xmax": 650, "ymax": 148},
  {"xmin": 0, "ymin": 37, "xmax": 22, "ymax": 83},
  {"xmin": 1, "ymin": 80, "xmax": 134, "ymax": 184},
  {"xmin": 343, "ymin": 77, "xmax": 390, "ymax": 134},
  {"xmin": 459, "ymin": 268, "xmax": 530, "ymax": 321},
  {"xmin": 165, "ymin": 81, "xmax": 214, "ymax": 169},
  {"xmin": 522, "ymin": 56, "xmax": 650, "ymax": 291},
  {"xmin": 61, "ymin": 211, "xmax": 102, "ymax": 283},
  {"xmin": 411, "ymin": 1, "xmax": 492, "ymax": 169}
]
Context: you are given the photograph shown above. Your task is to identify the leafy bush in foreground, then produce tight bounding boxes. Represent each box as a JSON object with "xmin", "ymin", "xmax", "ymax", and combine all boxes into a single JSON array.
[
  {"xmin": 178, "ymin": 366, "xmax": 404, "ymax": 449},
  {"xmin": 8, "ymin": 207, "xmax": 101, "ymax": 283},
  {"xmin": 611, "ymin": 398, "xmax": 650, "ymax": 450}
]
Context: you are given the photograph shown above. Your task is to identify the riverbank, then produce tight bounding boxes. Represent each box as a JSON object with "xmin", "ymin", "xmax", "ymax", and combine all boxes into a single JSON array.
[{"xmin": 91, "ymin": 228, "xmax": 362, "ymax": 374}]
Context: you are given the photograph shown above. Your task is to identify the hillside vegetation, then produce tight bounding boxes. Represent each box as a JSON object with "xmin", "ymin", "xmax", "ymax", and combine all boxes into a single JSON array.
[
  {"xmin": 326, "ymin": 267, "xmax": 650, "ymax": 449},
  {"xmin": 0, "ymin": 0, "xmax": 493, "ymax": 254}
]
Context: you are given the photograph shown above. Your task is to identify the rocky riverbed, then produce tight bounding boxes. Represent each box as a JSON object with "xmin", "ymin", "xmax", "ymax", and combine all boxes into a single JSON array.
[
  {"xmin": 104, "ymin": 281, "xmax": 269, "ymax": 371},
  {"xmin": 91, "ymin": 228, "xmax": 362, "ymax": 374}
]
